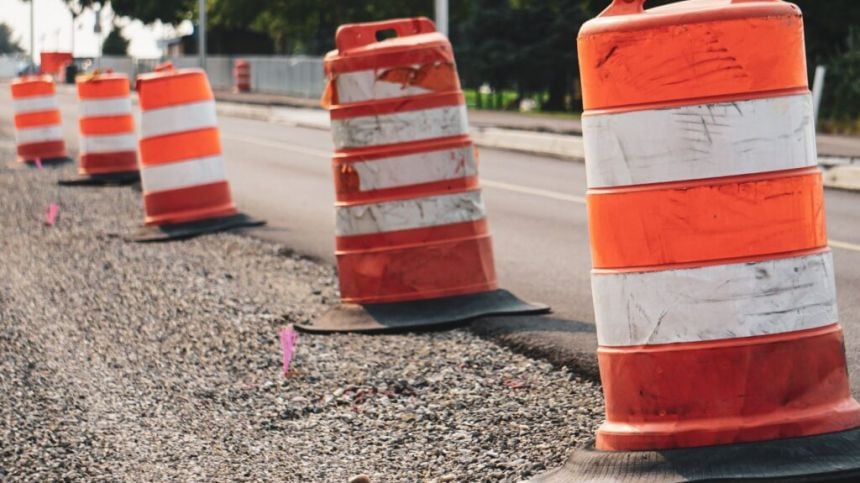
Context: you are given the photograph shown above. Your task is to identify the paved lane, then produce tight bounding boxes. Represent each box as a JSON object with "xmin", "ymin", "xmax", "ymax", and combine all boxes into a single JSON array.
[{"xmin": 2, "ymin": 84, "xmax": 859, "ymax": 393}]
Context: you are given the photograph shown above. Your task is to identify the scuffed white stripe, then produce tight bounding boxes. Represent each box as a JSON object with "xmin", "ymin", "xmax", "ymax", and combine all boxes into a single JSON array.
[
  {"xmin": 80, "ymin": 97, "xmax": 132, "ymax": 117},
  {"xmin": 593, "ymin": 251, "xmax": 838, "ymax": 347},
  {"xmin": 336, "ymin": 190, "xmax": 485, "ymax": 236},
  {"xmin": 12, "ymin": 95, "xmax": 58, "ymax": 114},
  {"xmin": 336, "ymin": 69, "xmax": 433, "ymax": 103},
  {"xmin": 583, "ymin": 94, "xmax": 817, "ymax": 188},
  {"xmin": 141, "ymin": 155, "xmax": 226, "ymax": 193},
  {"xmin": 140, "ymin": 100, "xmax": 217, "ymax": 139},
  {"xmin": 332, "ymin": 104, "xmax": 468, "ymax": 149},
  {"xmin": 80, "ymin": 133, "xmax": 137, "ymax": 154},
  {"xmin": 349, "ymin": 145, "xmax": 476, "ymax": 191},
  {"xmin": 15, "ymin": 125, "xmax": 63, "ymax": 144}
]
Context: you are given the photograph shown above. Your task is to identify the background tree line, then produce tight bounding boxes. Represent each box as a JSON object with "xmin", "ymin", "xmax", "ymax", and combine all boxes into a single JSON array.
[{"xmin": 61, "ymin": 0, "xmax": 860, "ymax": 124}]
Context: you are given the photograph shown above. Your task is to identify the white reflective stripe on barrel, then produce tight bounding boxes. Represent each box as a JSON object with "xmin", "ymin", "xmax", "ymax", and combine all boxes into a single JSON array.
[
  {"xmin": 80, "ymin": 97, "xmax": 133, "ymax": 117},
  {"xmin": 15, "ymin": 125, "xmax": 63, "ymax": 144},
  {"xmin": 79, "ymin": 133, "xmax": 137, "ymax": 154},
  {"xmin": 336, "ymin": 190, "xmax": 485, "ymax": 236},
  {"xmin": 331, "ymin": 104, "xmax": 468, "ymax": 149},
  {"xmin": 592, "ymin": 251, "xmax": 838, "ymax": 347},
  {"xmin": 140, "ymin": 155, "xmax": 226, "ymax": 193},
  {"xmin": 349, "ymin": 145, "xmax": 476, "ymax": 191},
  {"xmin": 140, "ymin": 100, "xmax": 218, "ymax": 139},
  {"xmin": 583, "ymin": 93, "xmax": 817, "ymax": 188},
  {"xmin": 12, "ymin": 95, "xmax": 58, "ymax": 114},
  {"xmin": 336, "ymin": 68, "xmax": 433, "ymax": 104}
]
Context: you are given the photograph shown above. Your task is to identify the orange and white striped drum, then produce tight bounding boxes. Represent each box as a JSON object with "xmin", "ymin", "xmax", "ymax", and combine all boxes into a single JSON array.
[
  {"xmin": 330, "ymin": 17, "xmax": 486, "ymax": 305},
  {"xmin": 137, "ymin": 68, "xmax": 235, "ymax": 225},
  {"xmin": 73, "ymin": 72, "xmax": 138, "ymax": 182},
  {"xmin": 579, "ymin": 0, "xmax": 860, "ymax": 453},
  {"xmin": 133, "ymin": 67, "xmax": 262, "ymax": 240},
  {"xmin": 301, "ymin": 18, "xmax": 547, "ymax": 332},
  {"xmin": 10, "ymin": 75, "xmax": 67, "ymax": 163},
  {"xmin": 532, "ymin": 1, "xmax": 860, "ymax": 480}
]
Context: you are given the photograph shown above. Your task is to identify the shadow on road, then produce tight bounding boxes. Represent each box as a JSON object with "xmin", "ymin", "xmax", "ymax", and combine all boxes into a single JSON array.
[{"xmin": 470, "ymin": 314, "xmax": 600, "ymax": 383}]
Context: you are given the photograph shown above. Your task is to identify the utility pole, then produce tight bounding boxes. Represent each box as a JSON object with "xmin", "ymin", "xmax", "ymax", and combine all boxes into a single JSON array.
[
  {"xmin": 30, "ymin": 0, "xmax": 36, "ymax": 66},
  {"xmin": 435, "ymin": 0, "xmax": 449, "ymax": 37},
  {"xmin": 198, "ymin": 0, "xmax": 207, "ymax": 70},
  {"xmin": 94, "ymin": 4, "xmax": 102, "ymax": 68},
  {"xmin": 812, "ymin": 65, "xmax": 827, "ymax": 123}
]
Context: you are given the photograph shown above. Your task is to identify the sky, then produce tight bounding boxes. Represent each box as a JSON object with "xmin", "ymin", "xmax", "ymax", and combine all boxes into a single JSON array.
[{"xmin": 0, "ymin": 0, "xmax": 191, "ymax": 59}]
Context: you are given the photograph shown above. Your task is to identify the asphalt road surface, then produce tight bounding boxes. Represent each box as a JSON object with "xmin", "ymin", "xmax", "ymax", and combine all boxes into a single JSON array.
[{"xmin": 2, "ymin": 84, "xmax": 859, "ymax": 394}]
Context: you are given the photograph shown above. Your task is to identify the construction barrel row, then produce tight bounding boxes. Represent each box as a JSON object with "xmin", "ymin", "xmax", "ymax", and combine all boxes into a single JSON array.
[{"xmin": 7, "ymin": 4, "xmax": 860, "ymax": 481}]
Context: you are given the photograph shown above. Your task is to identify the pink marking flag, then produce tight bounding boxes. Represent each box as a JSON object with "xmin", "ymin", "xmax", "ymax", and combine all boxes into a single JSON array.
[
  {"xmin": 280, "ymin": 325, "xmax": 299, "ymax": 375},
  {"xmin": 34, "ymin": 158, "xmax": 43, "ymax": 169},
  {"xmin": 44, "ymin": 203, "xmax": 59, "ymax": 226}
]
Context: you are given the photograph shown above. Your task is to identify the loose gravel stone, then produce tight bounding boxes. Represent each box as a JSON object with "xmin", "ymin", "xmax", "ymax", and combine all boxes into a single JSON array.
[{"xmin": 0, "ymin": 145, "xmax": 603, "ymax": 482}]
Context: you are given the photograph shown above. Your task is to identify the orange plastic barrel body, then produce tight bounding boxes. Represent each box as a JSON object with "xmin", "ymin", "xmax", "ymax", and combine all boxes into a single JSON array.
[
  {"xmin": 324, "ymin": 17, "xmax": 497, "ymax": 304},
  {"xmin": 578, "ymin": 0, "xmax": 860, "ymax": 452},
  {"xmin": 233, "ymin": 59, "xmax": 250, "ymax": 93},
  {"xmin": 136, "ymin": 68, "xmax": 237, "ymax": 226},
  {"xmin": 10, "ymin": 75, "xmax": 66, "ymax": 162},
  {"xmin": 76, "ymin": 73, "xmax": 138, "ymax": 176}
]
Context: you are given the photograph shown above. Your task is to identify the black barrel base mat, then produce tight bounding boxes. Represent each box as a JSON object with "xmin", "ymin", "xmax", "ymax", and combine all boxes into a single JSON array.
[
  {"xmin": 23, "ymin": 156, "xmax": 73, "ymax": 167},
  {"xmin": 59, "ymin": 171, "xmax": 140, "ymax": 186},
  {"xmin": 296, "ymin": 288, "xmax": 550, "ymax": 333},
  {"xmin": 530, "ymin": 427, "xmax": 860, "ymax": 483},
  {"xmin": 129, "ymin": 213, "xmax": 265, "ymax": 242}
]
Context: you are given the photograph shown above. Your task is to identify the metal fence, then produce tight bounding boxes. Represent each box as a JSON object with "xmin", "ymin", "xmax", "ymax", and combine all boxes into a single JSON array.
[
  {"xmin": 244, "ymin": 56, "xmax": 325, "ymax": 98},
  {"xmin": 88, "ymin": 55, "xmax": 325, "ymax": 98},
  {"xmin": 0, "ymin": 54, "xmax": 324, "ymax": 99}
]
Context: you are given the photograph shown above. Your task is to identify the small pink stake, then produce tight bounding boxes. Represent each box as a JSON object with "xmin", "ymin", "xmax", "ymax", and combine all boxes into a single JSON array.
[
  {"xmin": 45, "ymin": 203, "xmax": 59, "ymax": 226},
  {"xmin": 34, "ymin": 158, "xmax": 43, "ymax": 169},
  {"xmin": 280, "ymin": 325, "xmax": 299, "ymax": 375}
]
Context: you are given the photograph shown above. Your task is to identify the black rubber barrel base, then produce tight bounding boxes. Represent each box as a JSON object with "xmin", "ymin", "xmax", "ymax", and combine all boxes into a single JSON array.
[
  {"xmin": 296, "ymin": 288, "xmax": 550, "ymax": 333},
  {"xmin": 58, "ymin": 171, "xmax": 140, "ymax": 186},
  {"xmin": 530, "ymin": 427, "xmax": 860, "ymax": 482},
  {"xmin": 23, "ymin": 157, "xmax": 73, "ymax": 167},
  {"xmin": 129, "ymin": 213, "xmax": 265, "ymax": 242}
]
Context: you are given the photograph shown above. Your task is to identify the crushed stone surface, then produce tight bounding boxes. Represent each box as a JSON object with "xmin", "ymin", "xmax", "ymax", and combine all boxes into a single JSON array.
[{"xmin": 0, "ymin": 146, "xmax": 603, "ymax": 482}]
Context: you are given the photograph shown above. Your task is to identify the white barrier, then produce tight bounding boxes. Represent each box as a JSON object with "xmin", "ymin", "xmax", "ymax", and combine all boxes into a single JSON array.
[
  {"xmin": 126, "ymin": 55, "xmax": 324, "ymax": 98},
  {"xmin": 0, "ymin": 55, "xmax": 25, "ymax": 79}
]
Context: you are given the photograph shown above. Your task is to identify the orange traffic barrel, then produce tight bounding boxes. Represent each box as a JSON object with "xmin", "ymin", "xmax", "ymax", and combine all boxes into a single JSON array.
[
  {"xmin": 233, "ymin": 59, "xmax": 250, "ymax": 93},
  {"xmin": 297, "ymin": 17, "xmax": 548, "ymax": 333},
  {"xmin": 534, "ymin": 1, "xmax": 860, "ymax": 481},
  {"xmin": 131, "ymin": 67, "xmax": 263, "ymax": 241},
  {"xmin": 10, "ymin": 75, "xmax": 70, "ymax": 165},
  {"xmin": 59, "ymin": 72, "xmax": 139, "ymax": 185}
]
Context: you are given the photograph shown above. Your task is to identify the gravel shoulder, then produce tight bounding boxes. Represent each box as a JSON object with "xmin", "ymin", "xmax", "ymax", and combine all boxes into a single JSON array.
[{"xmin": 0, "ymin": 142, "xmax": 602, "ymax": 482}]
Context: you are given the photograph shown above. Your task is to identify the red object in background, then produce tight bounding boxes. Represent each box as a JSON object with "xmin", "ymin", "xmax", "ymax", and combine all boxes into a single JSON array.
[
  {"xmin": 39, "ymin": 52, "xmax": 73, "ymax": 78},
  {"xmin": 233, "ymin": 59, "xmax": 250, "ymax": 93}
]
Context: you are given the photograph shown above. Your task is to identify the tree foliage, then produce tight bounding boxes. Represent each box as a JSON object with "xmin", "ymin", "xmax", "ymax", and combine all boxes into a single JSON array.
[
  {"xmin": 102, "ymin": 27, "xmax": 129, "ymax": 55},
  {"xmin": 818, "ymin": 28, "xmax": 860, "ymax": 123},
  {"xmin": 0, "ymin": 23, "xmax": 23, "ymax": 54},
  {"xmin": 213, "ymin": 0, "xmax": 435, "ymax": 54},
  {"xmin": 109, "ymin": 0, "xmax": 195, "ymax": 25}
]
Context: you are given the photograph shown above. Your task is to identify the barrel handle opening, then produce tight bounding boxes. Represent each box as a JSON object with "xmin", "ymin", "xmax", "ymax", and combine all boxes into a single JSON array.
[{"xmin": 335, "ymin": 17, "xmax": 436, "ymax": 52}]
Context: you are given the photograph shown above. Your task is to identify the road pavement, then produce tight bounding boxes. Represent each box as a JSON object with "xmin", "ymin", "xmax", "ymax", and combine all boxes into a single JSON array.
[{"xmin": 2, "ymin": 84, "xmax": 859, "ymax": 394}]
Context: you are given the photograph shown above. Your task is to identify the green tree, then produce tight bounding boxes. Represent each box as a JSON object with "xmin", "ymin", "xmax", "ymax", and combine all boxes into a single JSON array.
[
  {"xmin": 0, "ymin": 23, "xmax": 23, "ymax": 54},
  {"xmin": 818, "ymin": 28, "xmax": 860, "ymax": 125},
  {"xmin": 109, "ymin": 0, "xmax": 195, "ymax": 25},
  {"xmin": 102, "ymin": 27, "xmax": 130, "ymax": 55}
]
